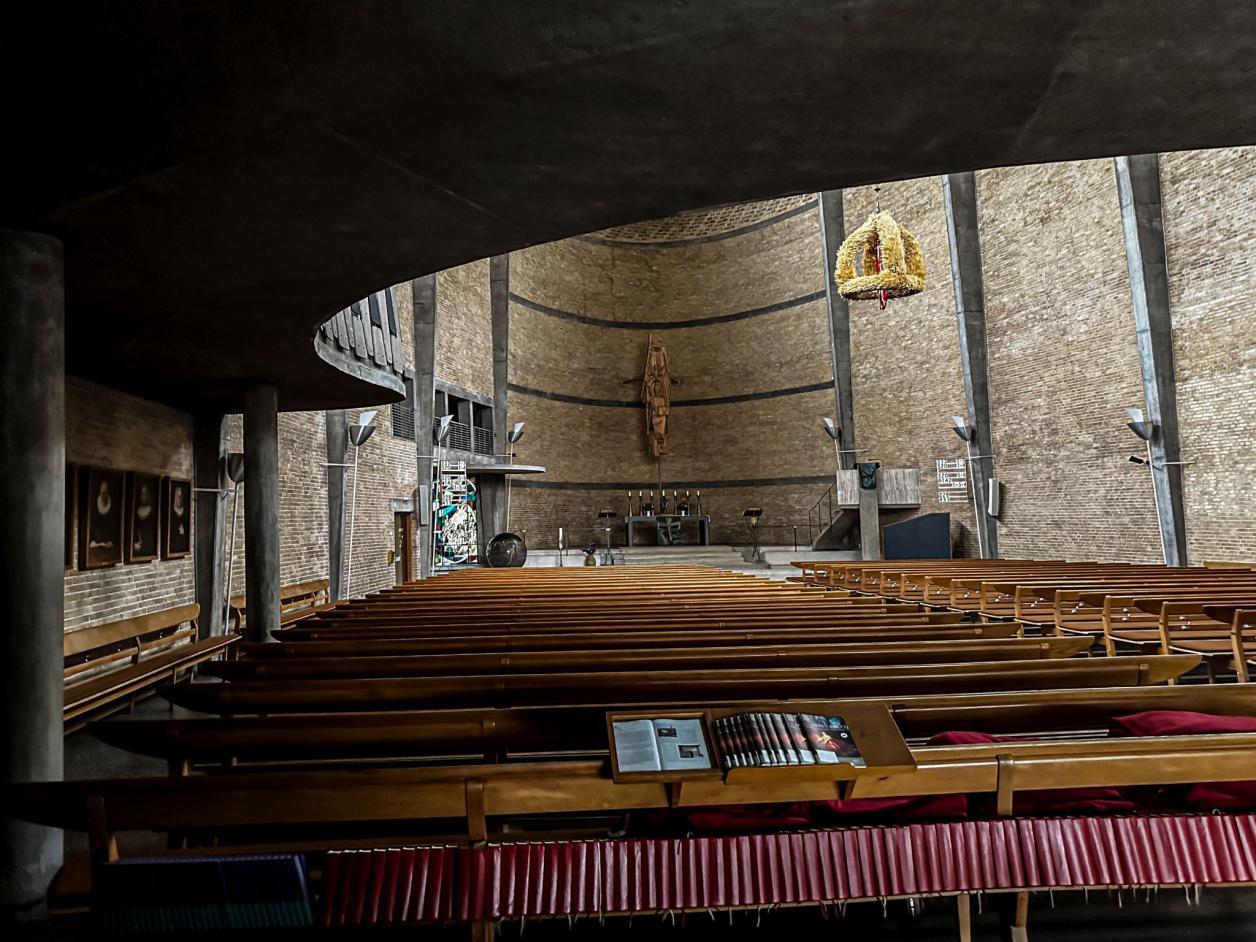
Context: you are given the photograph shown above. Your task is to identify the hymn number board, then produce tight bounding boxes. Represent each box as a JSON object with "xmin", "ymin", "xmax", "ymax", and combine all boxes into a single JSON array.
[{"xmin": 935, "ymin": 458, "xmax": 968, "ymax": 503}]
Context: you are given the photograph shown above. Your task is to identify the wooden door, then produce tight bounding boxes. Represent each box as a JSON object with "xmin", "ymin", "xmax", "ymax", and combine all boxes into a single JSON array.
[{"xmin": 393, "ymin": 512, "xmax": 414, "ymax": 584}]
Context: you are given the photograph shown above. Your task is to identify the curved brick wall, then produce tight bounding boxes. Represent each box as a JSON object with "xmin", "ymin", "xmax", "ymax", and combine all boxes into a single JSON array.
[{"xmin": 506, "ymin": 199, "xmax": 839, "ymax": 548}]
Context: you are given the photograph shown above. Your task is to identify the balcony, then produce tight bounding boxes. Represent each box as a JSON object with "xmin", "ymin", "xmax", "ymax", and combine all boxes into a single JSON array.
[{"xmin": 313, "ymin": 288, "xmax": 407, "ymax": 401}]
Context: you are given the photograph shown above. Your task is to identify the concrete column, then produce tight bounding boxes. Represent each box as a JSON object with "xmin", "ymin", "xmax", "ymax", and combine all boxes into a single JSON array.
[
  {"xmin": 243, "ymin": 385, "xmax": 280, "ymax": 641},
  {"xmin": 192, "ymin": 412, "xmax": 227, "ymax": 637},
  {"xmin": 857, "ymin": 464, "xmax": 882, "ymax": 560},
  {"xmin": 0, "ymin": 229, "xmax": 64, "ymax": 914},
  {"xmin": 325, "ymin": 409, "xmax": 348, "ymax": 598},
  {"xmin": 1115, "ymin": 155, "xmax": 1189, "ymax": 566},
  {"xmin": 942, "ymin": 173, "xmax": 1000, "ymax": 559},
  {"xmin": 411, "ymin": 275, "xmax": 438, "ymax": 578},
  {"xmin": 818, "ymin": 190, "xmax": 858, "ymax": 469},
  {"xmin": 485, "ymin": 255, "xmax": 511, "ymax": 541}
]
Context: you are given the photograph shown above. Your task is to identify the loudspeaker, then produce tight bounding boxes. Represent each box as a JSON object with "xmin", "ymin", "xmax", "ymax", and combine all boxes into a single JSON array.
[
  {"xmin": 857, "ymin": 462, "xmax": 880, "ymax": 491},
  {"xmin": 987, "ymin": 478, "xmax": 1002, "ymax": 518}
]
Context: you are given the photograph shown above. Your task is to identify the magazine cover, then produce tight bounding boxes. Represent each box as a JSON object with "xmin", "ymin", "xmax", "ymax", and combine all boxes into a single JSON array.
[{"xmin": 800, "ymin": 714, "xmax": 865, "ymax": 767}]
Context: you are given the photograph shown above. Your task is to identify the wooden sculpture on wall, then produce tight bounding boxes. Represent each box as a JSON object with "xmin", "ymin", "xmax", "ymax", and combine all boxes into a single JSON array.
[{"xmin": 641, "ymin": 332, "xmax": 671, "ymax": 458}]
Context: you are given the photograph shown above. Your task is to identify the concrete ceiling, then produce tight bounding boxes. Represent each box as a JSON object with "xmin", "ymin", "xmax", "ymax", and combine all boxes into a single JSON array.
[{"xmin": 4, "ymin": 1, "xmax": 1256, "ymax": 411}]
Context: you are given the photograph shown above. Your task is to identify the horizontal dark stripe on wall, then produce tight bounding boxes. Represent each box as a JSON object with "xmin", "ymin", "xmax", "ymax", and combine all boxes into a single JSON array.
[
  {"xmin": 507, "ymin": 384, "xmax": 637, "ymax": 408},
  {"xmin": 512, "ymin": 474, "xmax": 834, "ymax": 491},
  {"xmin": 510, "ymin": 291, "xmax": 825, "ymax": 331},
  {"xmin": 508, "ymin": 380, "xmax": 834, "ymax": 409},
  {"xmin": 575, "ymin": 199, "xmax": 819, "ymax": 250}
]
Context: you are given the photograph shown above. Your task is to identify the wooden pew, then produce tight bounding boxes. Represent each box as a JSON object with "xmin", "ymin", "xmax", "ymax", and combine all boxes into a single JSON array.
[
  {"xmin": 229, "ymin": 577, "xmax": 332, "ymax": 631},
  {"xmin": 1205, "ymin": 606, "xmax": 1256, "ymax": 683},
  {"xmin": 203, "ymin": 636, "xmax": 1093, "ymax": 681},
  {"xmin": 162, "ymin": 655, "xmax": 1198, "ymax": 714},
  {"xmin": 13, "ymin": 729, "xmax": 1256, "ymax": 864},
  {"xmin": 273, "ymin": 608, "xmax": 950, "ymax": 640},
  {"xmin": 249, "ymin": 620, "xmax": 1018, "ymax": 657},
  {"xmin": 91, "ymin": 684, "xmax": 1256, "ymax": 771},
  {"xmin": 1095, "ymin": 591, "xmax": 1256, "ymax": 657},
  {"xmin": 62, "ymin": 603, "xmax": 236, "ymax": 728}
]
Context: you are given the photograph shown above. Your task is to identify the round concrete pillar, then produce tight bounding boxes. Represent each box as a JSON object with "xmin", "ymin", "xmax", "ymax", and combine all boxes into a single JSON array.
[
  {"xmin": 243, "ymin": 384, "xmax": 280, "ymax": 642},
  {"xmin": 0, "ymin": 229, "xmax": 65, "ymax": 915}
]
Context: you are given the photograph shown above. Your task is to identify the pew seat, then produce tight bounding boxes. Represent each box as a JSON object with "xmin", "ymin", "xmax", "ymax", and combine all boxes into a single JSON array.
[{"xmin": 62, "ymin": 603, "xmax": 236, "ymax": 727}]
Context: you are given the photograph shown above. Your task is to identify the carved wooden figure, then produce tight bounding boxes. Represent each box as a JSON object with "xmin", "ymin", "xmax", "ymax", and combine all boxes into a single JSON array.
[{"xmin": 641, "ymin": 332, "xmax": 671, "ymax": 458}]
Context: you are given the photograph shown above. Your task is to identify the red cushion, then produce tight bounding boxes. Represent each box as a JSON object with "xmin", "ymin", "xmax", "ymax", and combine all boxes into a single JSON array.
[
  {"xmin": 926, "ymin": 731, "xmax": 1136, "ymax": 816},
  {"xmin": 1110, "ymin": 711, "xmax": 1256, "ymax": 811},
  {"xmin": 1109, "ymin": 710, "xmax": 1256, "ymax": 737},
  {"xmin": 811, "ymin": 794, "xmax": 969, "ymax": 822},
  {"xmin": 685, "ymin": 803, "xmax": 813, "ymax": 833},
  {"xmin": 1183, "ymin": 783, "xmax": 1256, "ymax": 811}
]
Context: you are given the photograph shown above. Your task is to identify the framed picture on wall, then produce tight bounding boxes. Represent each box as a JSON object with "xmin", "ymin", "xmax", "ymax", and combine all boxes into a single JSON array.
[
  {"xmin": 162, "ymin": 477, "xmax": 192, "ymax": 559},
  {"xmin": 78, "ymin": 466, "xmax": 125, "ymax": 569},
  {"xmin": 65, "ymin": 464, "xmax": 76, "ymax": 570},
  {"xmin": 125, "ymin": 471, "xmax": 161, "ymax": 563}
]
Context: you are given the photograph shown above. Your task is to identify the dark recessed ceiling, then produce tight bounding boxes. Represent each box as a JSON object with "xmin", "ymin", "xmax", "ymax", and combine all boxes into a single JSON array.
[{"xmin": 4, "ymin": 1, "xmax": 1255, "ymax": 410}]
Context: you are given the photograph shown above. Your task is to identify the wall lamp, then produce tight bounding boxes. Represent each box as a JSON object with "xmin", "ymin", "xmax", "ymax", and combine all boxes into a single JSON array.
[
  {"xmin": 504, "ymin": 421, "xmax": 526, "ymax": 534},
  {"xmin": 348, "ymin": 409, "xmax": 379, "ymax": 448},
  {"xmin": 1125, "ymin": 406, "xmax": 1156, "ymax": 442},
  {"xmin": 948, "ymin": 416, "xmax": 990, "ymax": 558},
  {"xmin": 950, "ymin": 416, "xmax": 975, "ymax": 443},
  {"xmin": 344, "ymin": 410, "xmax": 379, "ymax": 596}
]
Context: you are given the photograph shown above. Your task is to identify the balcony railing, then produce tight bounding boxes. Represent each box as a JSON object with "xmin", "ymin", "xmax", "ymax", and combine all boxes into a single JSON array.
[
  {"xmin": 434, "ymin": 420, "xmax": 495, "ymax": 456},
  {"xmin": 314, "ymin": 288, "xmax": 407, "ymax": 395}
]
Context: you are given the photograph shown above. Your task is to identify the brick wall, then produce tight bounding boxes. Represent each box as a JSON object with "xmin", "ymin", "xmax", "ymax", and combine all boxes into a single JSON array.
[
  {"xmin": 222, "ymin": 410, "xmax": 331, "ymax": 600},
  {"xmin": 843, "ymin": 181, "xmax": 978, "ymax": 555},
  {"xmin": 507, "ymin": 201, "xmax": 838, "ymax": 548},
  {"xmin": 1161, "ymin": 146, "xmax": 1256, "ymax": 563},
  {"xmin": 437, "ymin": 259, "xmax": 493, "ymax": 397},
  {"xmin": 64, "ymin": 378, "xmax": 196, "ymax": 631},
  {"xmin": 978, "ymin": 159, "xmax": 1161, "ymax": 563}
]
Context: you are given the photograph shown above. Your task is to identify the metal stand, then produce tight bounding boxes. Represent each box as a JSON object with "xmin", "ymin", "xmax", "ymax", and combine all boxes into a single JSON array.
[{"xmin": 597, "ymin": 511, "xmax": 619, "ymax": 566}]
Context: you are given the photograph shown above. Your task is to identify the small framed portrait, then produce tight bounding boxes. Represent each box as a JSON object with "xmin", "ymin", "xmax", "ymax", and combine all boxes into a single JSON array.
[
  {"xmin": 125, "ymin": 471, "xmax": 161, "ymax": 563},
  {"xmin": 65, "ymin": 464, "xmax": 76, "ymax": 570},
  {"xmin": 78, "ymin": 466, "xmax": 125, "ymax": 569},
  {"xmin": 162, "ymin": 477, "xmax": 192, "ymax": 559}
]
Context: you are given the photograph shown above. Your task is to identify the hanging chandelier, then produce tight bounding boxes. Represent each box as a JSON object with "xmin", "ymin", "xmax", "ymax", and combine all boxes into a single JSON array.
[{"xmin": 835, "ymin": 189, "xmax": 926, "ymax": 310}]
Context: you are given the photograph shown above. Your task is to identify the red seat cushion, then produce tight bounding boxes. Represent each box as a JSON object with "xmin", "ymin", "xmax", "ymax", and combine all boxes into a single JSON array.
[
  {"xmin": 926, "ymin": 731, "xmax": 1136, "ymax": 816},
  {"xmin": 1110, "ymin": 711, "xmax": 1256, "ymax": 811},
  {"xmin": 1109, "ymin": 710, "xmax": 1256, "ymax": 737},
  {"xmin": 685, "ymin": 803, "xmax": 813, "ymax": 833},
  {"xmin": 811, "ymin": 794, "xmax": 969, "ymax": 823}
]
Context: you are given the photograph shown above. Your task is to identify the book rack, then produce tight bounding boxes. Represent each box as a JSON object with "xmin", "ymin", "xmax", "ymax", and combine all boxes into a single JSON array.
[{"xmin": 606, "ymin": 702, "xmax": 916, "ymax": 788}]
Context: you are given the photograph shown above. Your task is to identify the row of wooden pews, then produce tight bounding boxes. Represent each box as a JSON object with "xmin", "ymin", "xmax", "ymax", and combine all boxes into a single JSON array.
[
  {"xmin": 804, "ymin": 559, "xmax": 1256, "ymax": 681},
  {"xmin": 9, "ymin": 562, "xmax": 1256, "ymax": 938}
]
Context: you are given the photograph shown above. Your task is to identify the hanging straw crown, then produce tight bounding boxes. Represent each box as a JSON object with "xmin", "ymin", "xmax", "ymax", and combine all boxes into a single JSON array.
[{"xmin": 835, "ymin": 210, "xmax": 927, "ymax": 301}]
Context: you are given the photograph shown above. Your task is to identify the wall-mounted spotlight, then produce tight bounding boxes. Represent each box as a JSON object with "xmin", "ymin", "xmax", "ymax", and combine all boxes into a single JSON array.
[
  {"xmin": 348, "ymin": 409, "xmax": 379, "ymax": 448},
  {"xmin": 821, "ymin": 417, "xmax": 840, "ymax": 442},
  {"xmin": 1125, "ymin": 406, "xmax": 1156, "ymax": 442},
  {"xmin": 950, "ymin": 416, "xmax": 975, "ymax": 443},
  {"xmin": 435, "ymin": 413, "xmax": 454, "ymax": 444},
  {"xmin": 1128, "ymin": 455, "xmax": 1149, "ymax": 465},
  {"xmin": 503, "ymin": 421, "xmax": 527, "ymax": 535},
  {"xmin": 343, "ymin": 410, "xmax": 379, "ymax": 596},
  {"xmin": 949, "ymin": 415, "xmax": 989, "ymax": 558},
  {"xmin": 221, "ymin": 450, "xmax": 246, "ymax": 630}
]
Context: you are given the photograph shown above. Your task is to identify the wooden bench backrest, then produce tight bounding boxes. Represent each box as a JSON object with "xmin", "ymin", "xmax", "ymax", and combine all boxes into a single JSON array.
[
  {"xmin": 64, "ymin": 603, "xmax": 200, "ymax": 660},
  {"xmin": 16, "ymin": 732, "xmax": 1256, "ymax": 862},
  {"xmin": 231, "ymin": 579, "xmax": 330, "ymax": 627}
]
